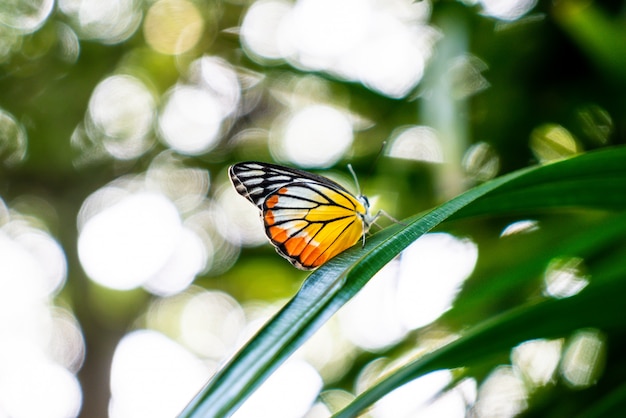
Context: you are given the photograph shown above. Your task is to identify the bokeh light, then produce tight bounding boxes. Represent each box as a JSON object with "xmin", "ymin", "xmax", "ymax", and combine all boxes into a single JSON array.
[
  {"xmin": 0, "ymin": 108, "xmax": 28, "ymax": 166},
  {"xmin": 462, "ymin": 142, "xmax": 500, "ymax": 182},
  {"xmin": 479, "ymin": 0, "xmax": 538, "ymax": 21},
  {"xmin": 281, "ymin": 0, "xmax": 372, "ymax": 67},
  {"xmin": 109, "ymin": 330, "xmax": 212, "ymax": 418},
  {"xmin": 144, "ymin": 288, "xmax": 246, "ymax": 363},
  {"xmin": 500, "ymin": 219, "xmax": 540, "ymax": 237},
  {"xmin": 397, "ymin": 233, "xmax": 478, "ymax": 329},
  {"xmin": 387, "ymin": 125, "xmax": 444, "ymax": 163},
  {"xmin": 543, "ymin": 257, "xmax": 589, "ymax": 299},
  {"xmin": 233, "ymin": 360, "xmax": 322, "ymax": 418},
  {"xmin": 56, "ymin": 22, "xmax": 81, "ymax": 64},
  {"xmin": 370, "ymin": 370, "xmax": 476, "ymax": 418},
  {"xmin": 338, "ymin": 261, "xmax": 407, "ymax": 350},
  {"xmin": 560, "ymin": 329, "xmax": 605, "ymax": 388},
  {"xmin": 0, "ymin": 0, "xmax": 54, "ymax": 33},
  {"xmin": 48, "ymin": 308, "xmax": 86, "ymax": 373},
  {"xmin": 0, "ymin": 222, "xmax": 67, "ymax": 304},
  {"xmin": 272, "ymin": 104, "xmax": 353, "ymax": 168},
  {"xmin": 144, "ymin": 0, "xmax": 204, "ymax": 55},
  {"xmin": 159, "ymin": 86, "xmax": 220, "ymax": 154},
  {"xmin": 186, "ymin": 201, "xmax": 241, "ymax": 276},
  {"xmin": 0, "ymin": 344, "xmax": 82, "ymax": 418},
  {"xmin": 240, "ymin": 0, "xmax": 292, "ymax": 63},
  {"xmin": 577, "ymin": 104, "xmax": 613, "ymax": 145},
  {"xmin": 473, "ymin": 365, "xmax": 528, "ymax": 418},
  {"xmin": 296, "ymin": 317, "xmax": 358, "ymax": 384},
  {"xmin": 78, "ymin": 191, "xmax": 183, "ymax": 289},
  {"xmin": 86, "ymin": 75, "xmax": 156, "ymax": 160},
  {"xmin": 0, "ymin": 199, "xmax": 82, "ymax": 418},
  {"xmin": 77, "ymin": 179, "xmax": 208, "ymax": 294},
  {"xmin": 512, "ymin": 339, "xmax": 562, "ymax": 389},
  {"xmin": 58, "ymin": 0, "xmax": 142, "ymax": 44},
  {"xmin": 178, "ymin": 291, "xmax": 246, "ymax": 358},
  {"xmin": 215, "ymin": 180, "xmax": 267, "ymax": 247},
  {"xmin": 159, "ymin": 57, "xmax": 241, "ymax": 155},
  {"xmin": 146, "ymin": 151, "xmax": 210, "ymax": 213},
  {"xmin": 447, "ymin": 55, "xmax": 490, "ymax": 99},
  {"xmin": 241, "ymin": 0, "xmax": 438, "ymax": 98},
  {"xmin": 142, "ymin": 226, "xmax": 208, "ymax": 296},
  {"xmin": 339, "ymin": 233, "xmax": 478, "ymax": 351},
  {"xmin": 530, "ymin": 123, "xmax": 580, "ymax": 163},
  {"xmin": 190, "ymin": 57, "xmax": 242, "ymax": 120},
  {"xmin": 13, "ymin": 228, "xmax": 67, "ymax": 295}
]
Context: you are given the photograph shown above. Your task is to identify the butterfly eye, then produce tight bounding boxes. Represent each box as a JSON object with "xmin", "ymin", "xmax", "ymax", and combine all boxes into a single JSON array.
[{"xmin": 361, "ymin": 195, "xmax": 370, "ymax": 208}]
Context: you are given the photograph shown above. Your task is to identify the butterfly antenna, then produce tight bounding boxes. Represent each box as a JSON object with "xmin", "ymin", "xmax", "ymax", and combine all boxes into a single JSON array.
[
  {"xmin": 371, "ymin": 140, "xmax": 387, "ymax": 171},
  {"xmin": 347, "ymin": 164, "xmax": 362, "ymax": 196},
  {"xmin": 349, "ymin": 141, "xmax": 387, "ymax": 194}
]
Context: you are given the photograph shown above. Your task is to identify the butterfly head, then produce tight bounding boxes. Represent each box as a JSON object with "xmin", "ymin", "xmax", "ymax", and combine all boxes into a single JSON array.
[{"xmin": 357, "ymin": 194, "xmax": 375, "ymax": 232}]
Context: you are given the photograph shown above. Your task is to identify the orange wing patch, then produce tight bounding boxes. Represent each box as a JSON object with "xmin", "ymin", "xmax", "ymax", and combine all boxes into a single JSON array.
[
  {"xmin": 284, "ymin": 236, "xmax": 309, "ymax": 256},
  {"xmin": 261, "ymin": 183, "xmax": 365, "ymax": 269},
  {"xmin": 265, "ymin": 194, "xmax": 280, "ymax": 208}
]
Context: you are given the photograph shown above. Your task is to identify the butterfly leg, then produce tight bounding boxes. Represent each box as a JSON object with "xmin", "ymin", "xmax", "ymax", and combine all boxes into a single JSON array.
[
  {"xmin": 372, "ymin": 209, "xmax": 406, "ymax": 228},
  {"xmin": 367, "ymin": 211, "xmax": 406, "ymax": 235},
  {"xmin": 361, "ymin": 219, "xmax": 367, "ymax": 248}
]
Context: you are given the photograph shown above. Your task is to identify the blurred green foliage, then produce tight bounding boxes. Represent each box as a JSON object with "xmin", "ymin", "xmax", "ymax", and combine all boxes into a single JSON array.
[{"xmin": 1, "ymin": 0, "xmax": 626, "ymax": 417}]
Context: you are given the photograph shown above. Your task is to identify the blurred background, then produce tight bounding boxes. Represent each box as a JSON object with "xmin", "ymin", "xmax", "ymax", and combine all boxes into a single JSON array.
[{"xmin": 0, "ymin": 0, "xmax": 625, "ymax": 417}]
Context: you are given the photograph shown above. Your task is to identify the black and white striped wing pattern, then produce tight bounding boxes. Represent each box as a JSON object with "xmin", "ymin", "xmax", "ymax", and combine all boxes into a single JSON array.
[{"xmin": 228, "ymin": 161, "xmax": 350, "ymax": 209}]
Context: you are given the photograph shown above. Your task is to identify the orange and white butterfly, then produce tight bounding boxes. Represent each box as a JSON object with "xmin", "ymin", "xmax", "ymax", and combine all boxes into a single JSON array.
[{"xmin": 229, "ymin": 161, "xmax": 388, "ymax": 270}]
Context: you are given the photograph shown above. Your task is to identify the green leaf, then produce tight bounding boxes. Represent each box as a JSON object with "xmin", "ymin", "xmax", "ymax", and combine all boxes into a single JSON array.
[
  {"xmin": 554, "ymin": 2, "xmax": 626, "ymax": 82},
  {"xmin": 333, "ymin": 214, "xmax": 626, "ymax": 417},
  {"xmin": 180, "ymin": 146, "xmax": 626, "ymax": 418}
]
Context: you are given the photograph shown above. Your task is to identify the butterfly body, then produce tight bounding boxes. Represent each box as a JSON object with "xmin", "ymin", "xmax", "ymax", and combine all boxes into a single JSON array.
[{"xmin": 229, "ymin": 162, "xmax": 376, "ymax": 270}]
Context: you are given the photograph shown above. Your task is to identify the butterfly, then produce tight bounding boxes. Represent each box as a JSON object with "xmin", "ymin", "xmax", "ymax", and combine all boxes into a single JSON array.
[{"xmin": 229, "ymin": 161, "xmax": 392, "ymax": 270}]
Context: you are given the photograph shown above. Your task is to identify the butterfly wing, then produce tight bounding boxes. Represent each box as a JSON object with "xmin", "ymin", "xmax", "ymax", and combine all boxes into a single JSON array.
[
  {"xmin": 229, "ymin": 161, "xmax": 351, "ymax": 209},
  {"xmin": 229, "ymin": 162, "xmax": 368, "ymax": 270},
  {"xmin": 262, "ymin": 182, "xmax": 365, "ymax": 269}
]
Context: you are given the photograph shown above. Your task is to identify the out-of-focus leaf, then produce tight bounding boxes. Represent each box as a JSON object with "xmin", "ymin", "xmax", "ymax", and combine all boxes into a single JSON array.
[{"xmin": 554, "ymin": 1, "xmax": 626, "ymax": 81}]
